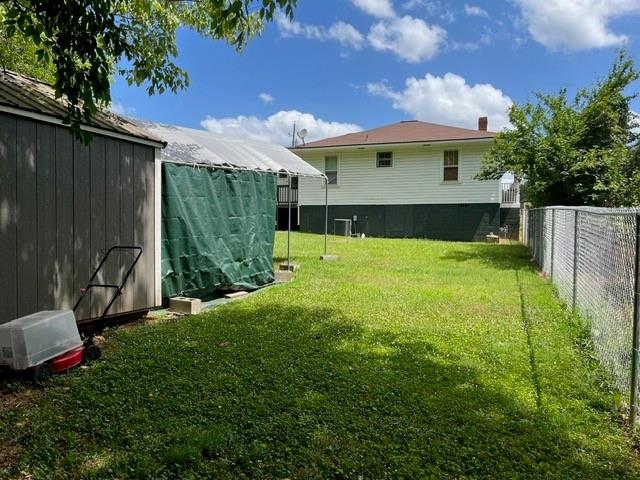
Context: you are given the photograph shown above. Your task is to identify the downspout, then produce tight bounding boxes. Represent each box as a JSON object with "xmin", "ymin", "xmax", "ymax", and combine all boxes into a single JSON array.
[
  {"xmin": 324, "ymin": 176, "xmax": 329, "ymax": 256},
  {"xmin": 287, "ymin": 173, "xmax": 292, "ymax": 270}
]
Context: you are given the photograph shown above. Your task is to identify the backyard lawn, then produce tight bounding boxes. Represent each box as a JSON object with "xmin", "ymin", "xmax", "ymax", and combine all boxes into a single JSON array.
[{"xmin": 2, "ymin": 232, "xmax": 640, "ymax": 479}]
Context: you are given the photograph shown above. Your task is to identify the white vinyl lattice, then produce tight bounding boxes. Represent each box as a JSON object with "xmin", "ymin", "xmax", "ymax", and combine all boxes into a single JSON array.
[{"xmin": 524, "ymin": 207, "xmax": 639, "ymax": 395}]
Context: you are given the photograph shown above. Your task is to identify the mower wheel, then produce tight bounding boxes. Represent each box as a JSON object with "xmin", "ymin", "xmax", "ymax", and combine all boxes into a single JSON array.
[
  {"xmin": 85, "ymin": 343, "xmax": 102, "ymax": 363},
  {"xmin": 32, "ymin": 362, "xmax": 53, "ymax": 386}
]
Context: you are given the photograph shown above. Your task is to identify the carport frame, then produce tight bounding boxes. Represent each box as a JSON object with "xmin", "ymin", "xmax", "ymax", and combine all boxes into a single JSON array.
[{"xmin": 162, "ymin": 159, "xmax": 329, "ymax": 273}]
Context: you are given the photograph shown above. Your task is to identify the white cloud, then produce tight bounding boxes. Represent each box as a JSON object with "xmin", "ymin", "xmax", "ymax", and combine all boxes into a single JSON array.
[
  {"xmin": 402, "ymin": 0, "xmax": 455, "ymax": 22},
  {"xmin": 514, "ymin": 0, "xmax": 640, "ymax": 51},
  {"xmin": 110, "ymin": 102, "xmax": 135, "ymax": 116},
  {"xmin": 451, "ymin": 29, "xmax": 492, "ymax": 52},
  {"xmin": 464, "ymin": 4, "xmax": 488, "ymax": 18},
  {"xmin": 367, "ymin": 72, "xmax": 513, "ymax": 131},
  {"xmin": 327, "ymin": 21, "xmax": 367, "ymax": 49},
  {"xmin": 368, "ymin": 15, "xmax": 447, "ymax": 63},
  {"xmin": 277, "ymin": 3, "xmax": 450, "ymax": 63},
  {"xmin": 259, "ymin": 93, "xmax": 274, "ymax": 104},
  {"xmin": 403, "ymin": 0, "xmax": 430, "ymax": 9},
  {"xmin": 276, "ymin": 12, "xmax": 365, "ymax": 50},
  {"xmin": 352, "ymin": 0, "xmax": 395, "ymax": 18},
  {"xmin": 439, "ymin": 11, "xmax": 456, "ymax": 23},
  {"xmin": 632, "ymin": 111, "xmax": 640, "ymax": 135},
  {"xmin": 200, "ymin": 110, "xmax": 362, "ymax": 146}
]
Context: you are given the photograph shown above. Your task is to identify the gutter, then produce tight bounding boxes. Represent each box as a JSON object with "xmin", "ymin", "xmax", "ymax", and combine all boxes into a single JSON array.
[{"xmin": 290, "ymin": 136, "xmax": 495, "ymax": 153}]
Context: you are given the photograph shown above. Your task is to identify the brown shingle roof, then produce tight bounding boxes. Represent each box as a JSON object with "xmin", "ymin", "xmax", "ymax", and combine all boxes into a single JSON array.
[
  {"xmin": 0, "ymin": 70, "xmax": 164, "ymax": 145},
  {"xmin": 298, "ymin": 120, "xmax": 495, "ymax": 149}
]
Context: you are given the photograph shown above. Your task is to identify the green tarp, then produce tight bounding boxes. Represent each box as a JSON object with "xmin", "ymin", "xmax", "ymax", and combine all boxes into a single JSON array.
[{"xmin": 162, "ymin": 163, "xmax": 277, "ymax": 300}]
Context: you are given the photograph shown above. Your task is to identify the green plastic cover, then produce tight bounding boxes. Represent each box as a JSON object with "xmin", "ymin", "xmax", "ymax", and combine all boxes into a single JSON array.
[{"xmin": 162, "ymin": 163, "xmax": 277, "ymax": 300}]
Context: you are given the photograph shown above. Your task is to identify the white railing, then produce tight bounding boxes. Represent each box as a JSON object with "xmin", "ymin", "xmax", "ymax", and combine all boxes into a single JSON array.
[{"xmin": 501, "ymin": 183, "xmax": 520, "ymax": 205}]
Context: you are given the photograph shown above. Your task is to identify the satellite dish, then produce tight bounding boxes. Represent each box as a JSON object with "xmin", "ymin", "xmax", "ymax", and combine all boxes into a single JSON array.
[{"xmin": 297, "ymin": 128, "xmax": 308, "ymax": 145}]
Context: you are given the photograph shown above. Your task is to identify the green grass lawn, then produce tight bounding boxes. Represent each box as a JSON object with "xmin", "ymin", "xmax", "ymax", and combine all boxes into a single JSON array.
[{"xmin": 2, "ymin": 232, "xmax": 640, "ymax": 479}]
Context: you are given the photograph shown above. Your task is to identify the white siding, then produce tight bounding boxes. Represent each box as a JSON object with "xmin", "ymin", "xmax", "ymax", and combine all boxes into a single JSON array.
[{"xmin": 298, "ymin": 142, "xmax": 500, "ymax": 206}]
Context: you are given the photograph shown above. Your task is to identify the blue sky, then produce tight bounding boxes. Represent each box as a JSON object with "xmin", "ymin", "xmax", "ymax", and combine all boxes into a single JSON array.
[{"xmin": 111, "ymin": 0, "xmax": 640, "ymax": 145}]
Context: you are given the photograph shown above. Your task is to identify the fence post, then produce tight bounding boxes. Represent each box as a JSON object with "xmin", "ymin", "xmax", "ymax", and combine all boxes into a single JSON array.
[
  {"xmin": 537, "ymin": 210, "xmax": 541, "ymax": 263},
  {"xmin": 550, "ymin": 208, "xmax": 555, "ymax": 279},
  {"xmin": 572, "ymin": 210, "xmax": 579, "ymax": 312},
  {"xmin": 631, "ymin": 214, "xmax": 640, "ymax": 427}
]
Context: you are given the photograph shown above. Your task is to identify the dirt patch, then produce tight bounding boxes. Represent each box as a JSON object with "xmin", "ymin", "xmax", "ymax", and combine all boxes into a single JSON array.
[
  {"xmin": 0, "ymin": 442, "xmax": 21, "ymax": 471},
  {"xmin": 0, "ymin": 389, "xmax": 38, "ymax": 410}
]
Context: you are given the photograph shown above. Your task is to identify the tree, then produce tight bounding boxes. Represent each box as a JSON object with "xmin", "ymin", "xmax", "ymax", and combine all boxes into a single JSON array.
[
  {"xmin": 477, "ymin": 51, "xmax": 640, "ymax": 207},
  {"xmin": 0, "ymin": 0, "xmax": 297, "ymax": 141},
  {"xmin": 0, "ymin": 26, "xmax": 56, "ymax": 83}
]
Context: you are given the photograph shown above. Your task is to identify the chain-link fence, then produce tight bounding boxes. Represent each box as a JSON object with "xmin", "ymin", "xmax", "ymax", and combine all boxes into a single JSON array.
[{"xmin": 522, "ymin": 206, "xmax": 640, "ymax": 421}]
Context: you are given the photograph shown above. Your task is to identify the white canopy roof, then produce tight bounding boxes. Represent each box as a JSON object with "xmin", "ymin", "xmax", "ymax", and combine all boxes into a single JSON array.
[{"xmin": 137, "ymin": 120, "xmax": 325, "ymax": 178}]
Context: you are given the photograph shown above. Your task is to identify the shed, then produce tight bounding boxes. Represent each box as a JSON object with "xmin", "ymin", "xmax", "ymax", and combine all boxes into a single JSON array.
[
  {"xmin": 0, "ymin": 71, "xmax": 165, "ymax": 326},
  {"xmin": 138, "ymin": 121, "xmax": 326, "ymax": 301}
]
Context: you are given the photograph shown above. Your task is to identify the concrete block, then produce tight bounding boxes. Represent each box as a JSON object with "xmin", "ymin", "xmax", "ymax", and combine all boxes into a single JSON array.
[
  {"xmin": 275, "ymin": 271, "xmax": 294, "ymax": 283},
  {"xmin": 320, "ymin": 255, "xmax": 338, "ymax": 261},
  {"xmin": 224, "ymin": 291, "xmax": 248, "ymax": 299},
  {"xmin": 279, "ymin": 262, "xmax": 300, "ymax": 272},
  {"xmin": 169, "ymin": 297, "xmax": 202, "ymax": 315},
  {"xmin": 486, "ymin": 232, "xmax": 499, "ymax": 244}
]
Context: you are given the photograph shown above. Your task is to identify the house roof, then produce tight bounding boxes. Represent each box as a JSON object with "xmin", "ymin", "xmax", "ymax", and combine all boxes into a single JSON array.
[
  {"xmin": 137, "ymin": 120, "xmax": 325, "ymax": 178},
  {"xmin": 295, "ymin": 120, "xmax": 495, "ymax": 149},
  {"xmin": 0, "ymin": 70, "xmax": 164, "ymax": 146}
]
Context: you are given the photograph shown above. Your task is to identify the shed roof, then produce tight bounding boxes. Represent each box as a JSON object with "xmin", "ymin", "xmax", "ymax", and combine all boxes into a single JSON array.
[
  {"xmin": 0, "ymin": 70, "xmax": 164, "ymax": 146},
  {"xmin": 138, "ymin": 120, "xmax": 325, "ymax": 178},
  {"xmin": 295, "ymin": 120, "xmax": 495, "ymax": 149}
]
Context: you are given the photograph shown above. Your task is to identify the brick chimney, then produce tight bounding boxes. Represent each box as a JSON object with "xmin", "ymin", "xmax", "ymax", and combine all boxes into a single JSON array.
[{"xmin": 478, "ymin": 116, "xmax": 488, "ymax": 131}]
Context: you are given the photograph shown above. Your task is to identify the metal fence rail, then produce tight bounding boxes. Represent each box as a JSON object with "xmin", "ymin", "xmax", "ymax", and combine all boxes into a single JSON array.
[{"xmin": 523, "ymin": 206, "xmax": 640, "ymax": 423}]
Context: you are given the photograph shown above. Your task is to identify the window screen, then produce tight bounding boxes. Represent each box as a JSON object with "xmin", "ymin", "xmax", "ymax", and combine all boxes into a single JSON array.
[
  {"xmin": 443, "ymin": 151, "xmax": 459, "ymax": 182},
  {"xmin": 376, "ymin": 151, "xmax": 393, "ymax": 168},
  {"xmin": 325, "ymin": 156, "xmax": 338, "ymax": 184}
]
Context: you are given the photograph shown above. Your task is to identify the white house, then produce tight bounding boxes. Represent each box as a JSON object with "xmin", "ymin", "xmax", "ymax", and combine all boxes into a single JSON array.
[{"xmin": 292, "ymin": 118, "xmax": 520, "ymax": 241}]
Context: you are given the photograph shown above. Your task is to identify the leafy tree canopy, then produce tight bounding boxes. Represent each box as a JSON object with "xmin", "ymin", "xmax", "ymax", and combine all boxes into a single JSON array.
[
  {"xmin": 0, "ymin": 25, "xmax": 56, "ymax": 83},
  {"xmin": 0, "ymin": 0, "xmax": 297, "ymax": 141},
  {"xmin": 477, "ymin": 51, "xmax": 640, "ymax": 207}
]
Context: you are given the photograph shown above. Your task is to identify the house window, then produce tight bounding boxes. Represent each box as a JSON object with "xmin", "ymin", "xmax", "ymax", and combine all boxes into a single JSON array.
[
  {"xmin": 376, "ymin": 151, "xmax": 393, "ymax": 168},
  {"xmin": 325, "ymin": 156, "xmax": 338, "ymax": 185},
  {"xmin": 443, "ymin": 151, "xmax": 459, "ymax": 182}
]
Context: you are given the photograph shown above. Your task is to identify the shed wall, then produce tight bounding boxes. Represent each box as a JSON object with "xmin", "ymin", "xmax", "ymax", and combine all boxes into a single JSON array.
[{"xmin": 0, "ymin": 111, "xmax": 158, "ymax": 325}]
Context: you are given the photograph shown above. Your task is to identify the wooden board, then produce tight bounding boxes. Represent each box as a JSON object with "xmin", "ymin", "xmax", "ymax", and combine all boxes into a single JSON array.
[
  {"xmin": 16, "ymin": 118, "xmax": 38, "ymax": 317},
  {"xmin": 0, "ymin": 114, "xmax": 17, "ymax": 320}
]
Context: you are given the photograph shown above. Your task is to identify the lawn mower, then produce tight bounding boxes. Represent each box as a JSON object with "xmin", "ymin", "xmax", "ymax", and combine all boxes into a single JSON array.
[{"xmin": 0, "ymin": 246, "xmax": 142, "ymax": 385}]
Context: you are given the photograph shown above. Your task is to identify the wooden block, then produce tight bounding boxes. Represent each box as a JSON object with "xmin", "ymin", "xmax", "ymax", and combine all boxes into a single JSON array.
[
  {"xmin": 320, "ymin": 255, "xmax": 338, "ymax": 261},
  {"xmin": 168, "ymin": 297, "xmax": 202, "ymax": 315}
]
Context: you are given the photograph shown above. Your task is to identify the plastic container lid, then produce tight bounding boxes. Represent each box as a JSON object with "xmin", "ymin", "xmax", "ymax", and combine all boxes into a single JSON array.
[{"xmin": 0, "ymin": 310, "xmax": 82, "ymax": 370}]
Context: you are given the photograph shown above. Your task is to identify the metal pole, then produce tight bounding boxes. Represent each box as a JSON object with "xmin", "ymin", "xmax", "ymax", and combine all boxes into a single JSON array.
[
  {"xmin": 551, "ymin": 208, "xmax": 555, "ymax": 275},
  {"xmin": 536, "ymin": 210, "xmax": 540, "ymax": 261},
  {"xmin": 572, "ymin": 210, "xmax": 579, "ymax": 312},
  {"xmin": 324, "ymin": 177, "xmax": 329, "ymax": 256},
  {"xmin": 630, "ymin": 213, "xmax": 640, "ymax": 427},
  {"xmin": 287, "ymin": 174, "xmax": 292, "ymax": 270}
]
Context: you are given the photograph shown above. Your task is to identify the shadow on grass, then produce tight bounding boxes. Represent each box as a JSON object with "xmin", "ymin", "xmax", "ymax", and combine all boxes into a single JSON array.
[
  {"xmin": 440, "ymin": 242, "xmax": 537, "ymax": 272},
  {"xmin": 1, "ymin": 302, "xmax": 634, "ymax": 479},
  {"xmin": 516, "ymin": 269, "xmax": 543, "ymax": 410}
]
